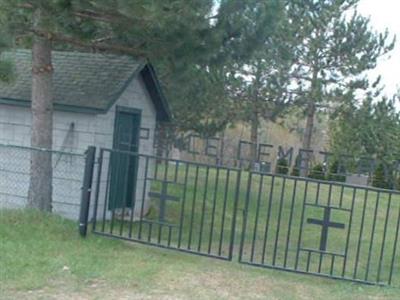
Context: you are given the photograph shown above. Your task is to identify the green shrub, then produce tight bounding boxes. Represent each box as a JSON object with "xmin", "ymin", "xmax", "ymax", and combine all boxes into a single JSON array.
[
  {"xmin": 327, "ymin": 160, "xmax": 346, "ymax": 182},
  {"xmin": 275, "ymin": 157, "xmax": 289, "ymax": 175},
  {"xmin": 308, "ymin": 163, "xmax": 326, "ymax": 180},
  {"xmin": 372, "ymin": 163, "xmax": 391, "ymax": 189},
  {"xmin": 291, "ymin": 167, "xmax": 299, "ymax": 177},
  {"xmin": 291, "ymin": 155, "xmax": 301, "ymax": 177}
]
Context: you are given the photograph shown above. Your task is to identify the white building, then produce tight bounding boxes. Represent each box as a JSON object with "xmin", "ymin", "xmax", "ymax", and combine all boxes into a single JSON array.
[{"xmin": 0, "ymin": 50, "xmax": 171, "ymax": 220}]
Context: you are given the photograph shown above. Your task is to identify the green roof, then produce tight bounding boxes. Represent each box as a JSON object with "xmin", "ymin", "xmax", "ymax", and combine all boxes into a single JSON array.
[{"xmin": 0, "ymin": 49, "xmax": 171, "ymax": 121}]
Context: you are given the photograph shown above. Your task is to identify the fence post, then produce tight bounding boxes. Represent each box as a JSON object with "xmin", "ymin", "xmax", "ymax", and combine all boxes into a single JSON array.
[{"xmin": 79, "ymin": 146, "xmax": 96, "ymax": 237}]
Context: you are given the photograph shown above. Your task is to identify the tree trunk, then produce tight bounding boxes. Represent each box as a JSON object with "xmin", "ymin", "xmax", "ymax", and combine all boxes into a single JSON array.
[
  {"xmin": 300, "ymin": 67, "xmax": 319, "ymax": 177},
  {"xmin": 218, "ymin": 130, "xmax": 225, "ymax": 166},
  {"xmin": 300, "ymin": 100, "xmax": 315, "ymax": 176},
  {"xmin": 250, "ymin": 110, "xmax": 259, "ymax": 166},
  {"xmin": 28, "ymin": 8, "xmax": 53, "ymax": 211}
]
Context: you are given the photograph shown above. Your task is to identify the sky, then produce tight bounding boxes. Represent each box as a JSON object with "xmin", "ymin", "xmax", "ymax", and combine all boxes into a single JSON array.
[{"xmin": 357, "ymin": 0, "xmax": 400, "ymax": 98}]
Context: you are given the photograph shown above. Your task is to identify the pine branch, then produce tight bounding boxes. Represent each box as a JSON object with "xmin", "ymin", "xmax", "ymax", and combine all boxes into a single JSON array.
[
  {"xmin": 73, "ymin": 8, "xmax": 150, "ymax": 26},
  {"xmin": 30, "ymin": 29, "xmax": 147, "ymax": 57},
  {"xmin": 17, "ymin": 3, "xmax": 33, "ymax": 9}
]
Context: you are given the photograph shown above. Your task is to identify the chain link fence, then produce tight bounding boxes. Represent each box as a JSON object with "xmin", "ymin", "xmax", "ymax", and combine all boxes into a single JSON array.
[{"xmin": 0, "ymin": 143, "xmax": 86, "ymax": 219}]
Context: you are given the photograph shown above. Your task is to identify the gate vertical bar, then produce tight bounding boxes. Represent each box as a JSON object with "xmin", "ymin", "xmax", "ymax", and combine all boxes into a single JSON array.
[
  {"xmin": 207, "ymin": 167, "xmax": 220, "ymax": 254},
  {"xmin": 388, "ymin": 202, "xmax": 400, "ymax": 285},
  {"xmin": 239, "ymin": 171, "xmax": 252, "ymax": 262},
  {"xmin": 188, "ymin": 165, "xmax": 200, "ymax": 250},
  {"xmin": 353, "ymin": 190, "xmax": 369, "ymax": 279},
  {"xmin": 295, "ymin": 180, "xmax": 309, "ymax": 270},
  {"xmin": 198, "ymin": 166, "xmax": 210, "ymax": 252},
  {"xmin": 218, "ymin": 170, "xmax": 231, "ymax": 256},
  {"xmin": 137, "ymin": 156, "xmax": 150, "ymax": 239},
  {"xmin": 79, "ymin": 146, "xmax": 96, "ymax": 237},
  {"xmin": 92, "ymin": 149, "xmax": 103, "ymax": 232},
  {"xmin": 272, "ymin": 177, "xmax": 287, "ymax": 266},
  {"xmin": 261, "ymin": 175, "xmax": 276, "ymax": 264},
  {"xmin": 342, "ymin": 187, "xmax": 356, "ymax": 277},
  {"xmin": 119, "ymin": 151, "xmax": 132, "ymax": 236},
  {"xmin": 157, "ymin": 159, "xmax": 169, "ymax": 244},
  {"xmin": 377, "ymin": 193, "xmax": 392, "ymax": 282},
  {"xmin": 177, "ymin": 164, "xmax": 190, "ymax": 248},
  {"xmin": 365, "ymin": 191, "xmax": 380, "ymax": 281},
  {"xmin": 250, "ymin": 174, "xmax": 264, "ymax": 262},
  {"xmin": 284, "ymin": 179, "xmax": 298, "ymax": 268},
  {"xmin": 228, "ymin": 169, "xmax": 242, "ymax": 260}
]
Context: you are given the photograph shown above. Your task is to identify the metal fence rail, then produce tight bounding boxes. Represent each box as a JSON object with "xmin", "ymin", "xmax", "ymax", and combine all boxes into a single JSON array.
[
  {"xmin": 91, "ymin": 147, "xmax": 241, "ymax": 260},
  {"xmin": 81, "ymin": 146, "xmax": 400, "ymax": 286},
  {"xmin": 239, "ymin": 172, "xmax": 400, "ymax": 286}
]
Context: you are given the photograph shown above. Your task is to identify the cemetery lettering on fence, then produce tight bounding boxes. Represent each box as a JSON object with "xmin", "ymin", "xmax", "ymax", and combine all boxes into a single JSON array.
[{"xmin": 147, "ymin": 130, "xmax": 400, "ymax": 190}]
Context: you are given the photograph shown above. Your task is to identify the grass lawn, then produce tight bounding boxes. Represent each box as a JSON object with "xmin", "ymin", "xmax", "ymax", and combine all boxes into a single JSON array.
[{"xmin": 1, "ymin": 209, "xmax": 400, "ymax": 300}]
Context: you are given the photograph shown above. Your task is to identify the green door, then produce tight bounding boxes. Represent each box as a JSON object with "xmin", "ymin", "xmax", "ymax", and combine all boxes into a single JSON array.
[{"xmin": 109, "ymin": 107, "xmax": 141, "ymax": 210}]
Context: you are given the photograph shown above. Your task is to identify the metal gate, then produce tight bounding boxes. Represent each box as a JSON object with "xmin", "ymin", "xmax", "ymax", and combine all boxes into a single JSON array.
[
  {"xmin": 239, "ymin": 171, "xmax": 400, "ymax": 285},
  {"xmin": 89, "ymin": 147, "xmax": 241, "ymax": 260},
  {"xmin": 80, "ymin": 147, "xmax": 399, "ymax": 285}
]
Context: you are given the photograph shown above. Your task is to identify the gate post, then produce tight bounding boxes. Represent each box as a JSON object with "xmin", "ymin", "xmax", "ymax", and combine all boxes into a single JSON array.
[{"xmin": 79, "ymin": 146, "xmax": 96, "ymax": 237}]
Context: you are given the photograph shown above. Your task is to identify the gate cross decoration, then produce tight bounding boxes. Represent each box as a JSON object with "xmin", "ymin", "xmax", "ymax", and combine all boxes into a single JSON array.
[
  {"xmin": 148, "ymin": 181, "xmax": 180, "ymax": 222},
  {"xmin": 307, "ymin": 206, "xmax": 345, "ymax": 251}
]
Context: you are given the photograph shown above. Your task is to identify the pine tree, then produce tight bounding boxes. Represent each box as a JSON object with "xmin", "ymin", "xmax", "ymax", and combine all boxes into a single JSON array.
[
  {"xmin": 327, "ymin": 160, "xmax": 346, "ymax": 182},
  {"xmin": 223, "ymin": 1, "xmax": 296, "ymax": 162},
  {"xmin": 308, "ymin": 163, "xmax": 326, "ymax": 180},
  {"xmin": 291, "ymin": 155, "xmax": 301, "ymax": 177},
  {"xmin": 287, "ymin": 0, "xmax": 395, "ymax": 176},
  {"xmin": 331, "ymin": 94, "xmax": 400, "ymax": 165},
  {"xmin": 0, "ymin": 1, "xmax": 224, "ymax": 210},
  {"xmin": 276, "ymin": 157, "xmax": 289, "ymax": 175},
  {"xmin": 372, "ymin": 163, "xmax": 390, "ymax": 189}
]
